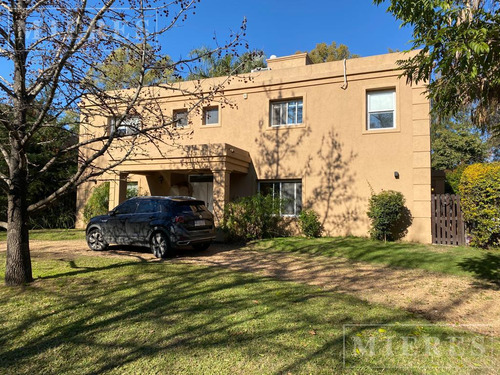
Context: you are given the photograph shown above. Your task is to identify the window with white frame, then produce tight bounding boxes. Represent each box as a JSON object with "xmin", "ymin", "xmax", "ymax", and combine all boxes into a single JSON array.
[
  {"xmin": 367, "ymin": 90, "xmax": 396, "ymax": 130},
  {"xmin": 203, "ymin": 106, "xmax": 219, "ymax": 125},
  {"xmin": 270, "ymin": 99, "xmax": 303, "ymax": 126},
  {"xmin": 110, "ymin": 116, "xmax": 141, "ymax": 136},
  {"xmin": 173, "ymin": 109, "xmax": 188, "ymax": 128},
  {"xmin": 259, "ymin": 180, "xmax": 302, "ymax": 216}
]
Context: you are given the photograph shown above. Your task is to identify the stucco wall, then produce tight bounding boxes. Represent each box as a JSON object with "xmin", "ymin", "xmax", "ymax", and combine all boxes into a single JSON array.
[{"xmin": 76, "ymin": 52, "xmax": 431, "ymax": 243}]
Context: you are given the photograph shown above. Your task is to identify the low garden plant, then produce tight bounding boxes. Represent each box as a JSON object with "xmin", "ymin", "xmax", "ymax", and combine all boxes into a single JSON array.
[{"xmin": 298, "ymin": 209, "xmax": 323, "ymax": 238}]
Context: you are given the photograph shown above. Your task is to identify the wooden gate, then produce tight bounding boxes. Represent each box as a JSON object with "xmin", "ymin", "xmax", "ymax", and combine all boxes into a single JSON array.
[{"xmin": 431, "ymin": 194, "xmax": 466, "ymax": 245}]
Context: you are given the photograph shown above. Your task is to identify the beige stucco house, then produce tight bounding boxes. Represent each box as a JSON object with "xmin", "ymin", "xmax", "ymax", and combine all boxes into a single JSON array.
[{"xmin": 76, "ymin": 51, "xmax": 432, "ymax": 243}]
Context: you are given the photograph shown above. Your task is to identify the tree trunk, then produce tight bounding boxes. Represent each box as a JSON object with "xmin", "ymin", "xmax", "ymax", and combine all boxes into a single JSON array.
[
  {"xmin": 5, "ymin": 166, "xmax": 32, "ymax": 286},
  {"xmin": 5, "ymin": 0, "xmax": 32, "ymax": 286}
]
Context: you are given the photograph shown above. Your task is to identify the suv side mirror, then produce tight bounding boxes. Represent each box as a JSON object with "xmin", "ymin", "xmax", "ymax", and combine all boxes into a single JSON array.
[{"xmin": 108, "ymin": 210, "xmax": 116, "ymax": 216}]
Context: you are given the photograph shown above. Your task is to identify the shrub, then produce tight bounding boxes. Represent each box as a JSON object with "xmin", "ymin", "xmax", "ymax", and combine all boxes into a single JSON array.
[
  {"xmin": 367, "ymin": 190, "xmax": 412, "ymax": 241},
  {"xmin": 459, "ymin": 163, "xmax": 500, "ymax": 248},
  {"xmin": 222, "ymin": 194, "xmax": 288, "ymax": 242},
  {"xmin": 83, "ymin": 183, "xmax": 110, "ymax": 222},
  {"xmin": 445, "ymin": 164, "xmax": 467, "ymax": 194},
  {"xmin": 298, "ymin": 209, "xmax": 323, "ymax": 238}
]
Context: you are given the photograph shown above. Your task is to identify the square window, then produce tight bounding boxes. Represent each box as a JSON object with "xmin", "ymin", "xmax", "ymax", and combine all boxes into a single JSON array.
[
  {"xmin": 203, "ymin": 106, "xmax": 219, "ymax": 125},
  {"xmin": 367, "ymin": 90, "xmax": 395, "ymax": 130},
  {"xmin": 258, "ymin": 180, "xmax": 302, "ymax": 216},
  {"xmin": 126, "ymin": 182, "xmax": 138, "ymax": 199},
  {"xmin": 270, "ymin": 99, "xmax": 303, "ymax": 126},
  {"xmin": 173, "ymin": 109, "xmax": 188, "ymax": 128},
  {"xmin": 110, "ymin": 116, "xmax": 141, "ymax": 136}
]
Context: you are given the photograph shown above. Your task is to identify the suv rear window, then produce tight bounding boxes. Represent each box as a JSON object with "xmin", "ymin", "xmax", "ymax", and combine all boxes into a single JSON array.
[{"xmin": 173, "ymin": 201, "xmax": 207, "ymax": 214}]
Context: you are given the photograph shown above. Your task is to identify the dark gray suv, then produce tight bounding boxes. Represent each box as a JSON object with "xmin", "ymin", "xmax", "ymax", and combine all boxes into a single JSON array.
[{"xmin": 86, "ymin": 196, "xmax": 215, "ymax": 258}]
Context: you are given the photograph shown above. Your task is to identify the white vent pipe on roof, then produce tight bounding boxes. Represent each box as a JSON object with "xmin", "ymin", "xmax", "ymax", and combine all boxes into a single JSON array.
[{"xmin": 341, "ymin": 58, "xmax": 348, "ymax": 90}]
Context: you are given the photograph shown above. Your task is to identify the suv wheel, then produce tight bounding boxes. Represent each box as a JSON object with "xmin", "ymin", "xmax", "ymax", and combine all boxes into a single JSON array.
[
  {"xmin": 150, "ymin": 232, "xmax": 170, "ymax": 258},
  {"xmin": 87, "ymin": 228, "xmax": 108, "ymax": 251}
]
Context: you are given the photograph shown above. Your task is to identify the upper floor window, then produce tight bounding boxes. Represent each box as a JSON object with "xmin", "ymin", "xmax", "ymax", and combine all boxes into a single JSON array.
[
  {"xmin": 203, "ymin": 106, "xmax": 219, "ymax": 125},
  {"xmin": 173, "ymin": 109, "xmax": 188, "ymax": 128},
  {"xmin": 367, "ymin": 90, "xmax": 395, "ymax": 130},
  {"xmin": 270, "ymin": 99, "xmax": 303, "ymax": 127},
  {"xmin": 110, "ymin": 115, "xmax": 141, "ymax": 136},
  {"xmin": 259, "ymin": 180, "xmax": 302, "ymax": 216}
]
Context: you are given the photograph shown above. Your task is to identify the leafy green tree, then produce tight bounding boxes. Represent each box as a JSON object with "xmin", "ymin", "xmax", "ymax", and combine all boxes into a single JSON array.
[
  {"xmin": 187, "ymin": 48, "xmax": 266, "ymax": 80},
  {"xmin": 431, "ymin": 115, "xmax": 489, "ymax": 171},
  {"xmin": 374, "ymin": 0, "xmax": 500, "ymax": 131},
  {"xmin": 0, "ymin": 107, "xmax": 78, "ymax": 229},
  {"xmin": 297, "ymin": 42, "xmax": 360, "ymax": 63},
  {"xmin": 431, "ymin": 109, "xmax": 497, "ymax": 193},
  {"xmin": 235, "ymin": 51, "xmax": 267, "ymax": 74},
  {"xmin": 88, "ymin": 45, "xmax": 175, "ymax": 90}
]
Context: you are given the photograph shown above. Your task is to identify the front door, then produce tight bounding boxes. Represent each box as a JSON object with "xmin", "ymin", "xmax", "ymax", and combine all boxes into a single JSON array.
[{"xmin": 189, "ymin": 175, "xmax": 214, "ymax": 213}]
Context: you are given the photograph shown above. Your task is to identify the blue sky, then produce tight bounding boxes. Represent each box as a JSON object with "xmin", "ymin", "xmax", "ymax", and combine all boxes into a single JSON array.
[
  {"xmin": 0, "ymin": 1, "xmax": 412, "ymax": 82},
  {"xmin": 163, "ymin": 0, "xmax": 413, "ymax": 60}
]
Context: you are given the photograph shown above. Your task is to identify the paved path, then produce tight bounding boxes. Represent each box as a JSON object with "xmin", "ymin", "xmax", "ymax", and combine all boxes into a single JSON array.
[{"xmin": 5, "ymin": 240, "xmax": 500, "ymax": 336}]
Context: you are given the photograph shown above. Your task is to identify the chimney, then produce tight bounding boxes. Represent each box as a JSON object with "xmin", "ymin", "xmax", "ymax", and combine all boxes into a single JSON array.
[{"xmin": 266, "ymin": 53, "xmax": 312, "ymax": 70}]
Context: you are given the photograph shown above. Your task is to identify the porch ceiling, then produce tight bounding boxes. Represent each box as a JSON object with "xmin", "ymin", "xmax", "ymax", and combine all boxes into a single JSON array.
[{"xmin": 115, "ymin": 143, "xmax": 251, "ymax": 174}]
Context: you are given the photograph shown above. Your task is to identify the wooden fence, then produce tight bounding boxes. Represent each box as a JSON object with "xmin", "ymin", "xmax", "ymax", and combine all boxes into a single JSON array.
[{"xmin": 431, "ymin": 194, "xmax": 467, "ymax": 246}]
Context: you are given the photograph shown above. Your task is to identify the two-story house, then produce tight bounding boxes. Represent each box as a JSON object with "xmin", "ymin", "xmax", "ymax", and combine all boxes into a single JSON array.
[{"xmin": 76, "ymin": 51, "xmax": 431, "ymax": 243}]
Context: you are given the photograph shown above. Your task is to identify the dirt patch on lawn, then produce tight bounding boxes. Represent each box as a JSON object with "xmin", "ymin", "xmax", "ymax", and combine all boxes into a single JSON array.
[{"xmin": 2, "ymin": 240, "xmax": 499, "ymax": 336}]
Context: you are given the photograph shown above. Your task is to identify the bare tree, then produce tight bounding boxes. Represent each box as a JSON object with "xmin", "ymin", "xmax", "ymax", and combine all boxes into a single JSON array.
[{"xmin": 0, "ymin": 0, "xmax": 246, "ymax": 285}]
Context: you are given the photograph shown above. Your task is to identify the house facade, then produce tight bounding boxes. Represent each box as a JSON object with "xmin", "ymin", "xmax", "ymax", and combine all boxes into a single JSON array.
[{"xmin": 76, "ymin": 52, "xmax": 432, "ymax": 243}]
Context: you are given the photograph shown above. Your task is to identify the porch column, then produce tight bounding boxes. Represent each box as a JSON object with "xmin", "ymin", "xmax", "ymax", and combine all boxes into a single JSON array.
[
  {"xmin": 212, "ymin": 170, "xmax": 230, "ymax": 226},
  {"xmin": 109, "ymin": 172, "xmax": 128, "ymax": 210}
]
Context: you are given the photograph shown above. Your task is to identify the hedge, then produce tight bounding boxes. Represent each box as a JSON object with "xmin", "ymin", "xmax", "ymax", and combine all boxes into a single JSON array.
[{"xmin": 459, "ymin": 163, "xmax": 500, "ymax": 248}]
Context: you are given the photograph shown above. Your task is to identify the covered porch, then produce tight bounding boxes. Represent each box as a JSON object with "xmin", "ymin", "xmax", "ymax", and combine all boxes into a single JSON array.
[{"xmin": 109, "ymin": 143, "xmax": 251, "ymax": 224}]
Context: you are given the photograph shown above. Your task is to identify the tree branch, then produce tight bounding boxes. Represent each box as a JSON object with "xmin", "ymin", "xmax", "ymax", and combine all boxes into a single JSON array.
[
  {"xmin": 24, "ymin": 0, "xmax": 117, "ymax": 143},
  {"xmin": 0, "ymin": 72, "xmax": 14, "ymax": 97},
  {"xmin": 0, "ymin": 141, "xmax": 11, "ymax": 169},
  {"xmin": 26, "ymin": 0, "xmax": 116, "ymax": 99}
]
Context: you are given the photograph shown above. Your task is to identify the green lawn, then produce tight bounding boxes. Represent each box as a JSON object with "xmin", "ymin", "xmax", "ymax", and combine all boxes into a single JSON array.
[
  {"xmin": 0, "ymin": 229, "xmax": 85, "ymax": 241},
  {"xmin": 0, "ymin": 253, "xmax": 498, "ymax": 374},
  {"xmin": 251, "ymin": 237, "xmax": 500, "ymax": 284}
]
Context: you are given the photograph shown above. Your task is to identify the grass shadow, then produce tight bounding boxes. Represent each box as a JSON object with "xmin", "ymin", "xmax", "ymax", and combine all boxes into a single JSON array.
[
  {"xmin": 459, "ymin": 252, "xmax": 500, "ymax": 287},
  {"xmin": 253, "ymin": 237, "xmax": 497, "ymax": 281},
  {"xmin": 0, "ymin": 251, "xmax": 498, "ymax": 373}
]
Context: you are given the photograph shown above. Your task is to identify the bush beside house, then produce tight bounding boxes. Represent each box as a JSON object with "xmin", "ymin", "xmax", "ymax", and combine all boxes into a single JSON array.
[
  {"xmin": 83, "ymin": 183, "xmax": 110, "ymax": 222},
  {"xmin": 222, "ymin": 194, "xmax": 288, "ymax": 242},
  {"xmin": 298, "ymin": 209, "xmax": 323, "ymax": 238},
  {"xmin": 459, "ymin": 163, "xmax": 500, "ymax": 248},
  {"xmin": 367, "ymin": 190, "xmax": 412, "ymax": 242}
]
